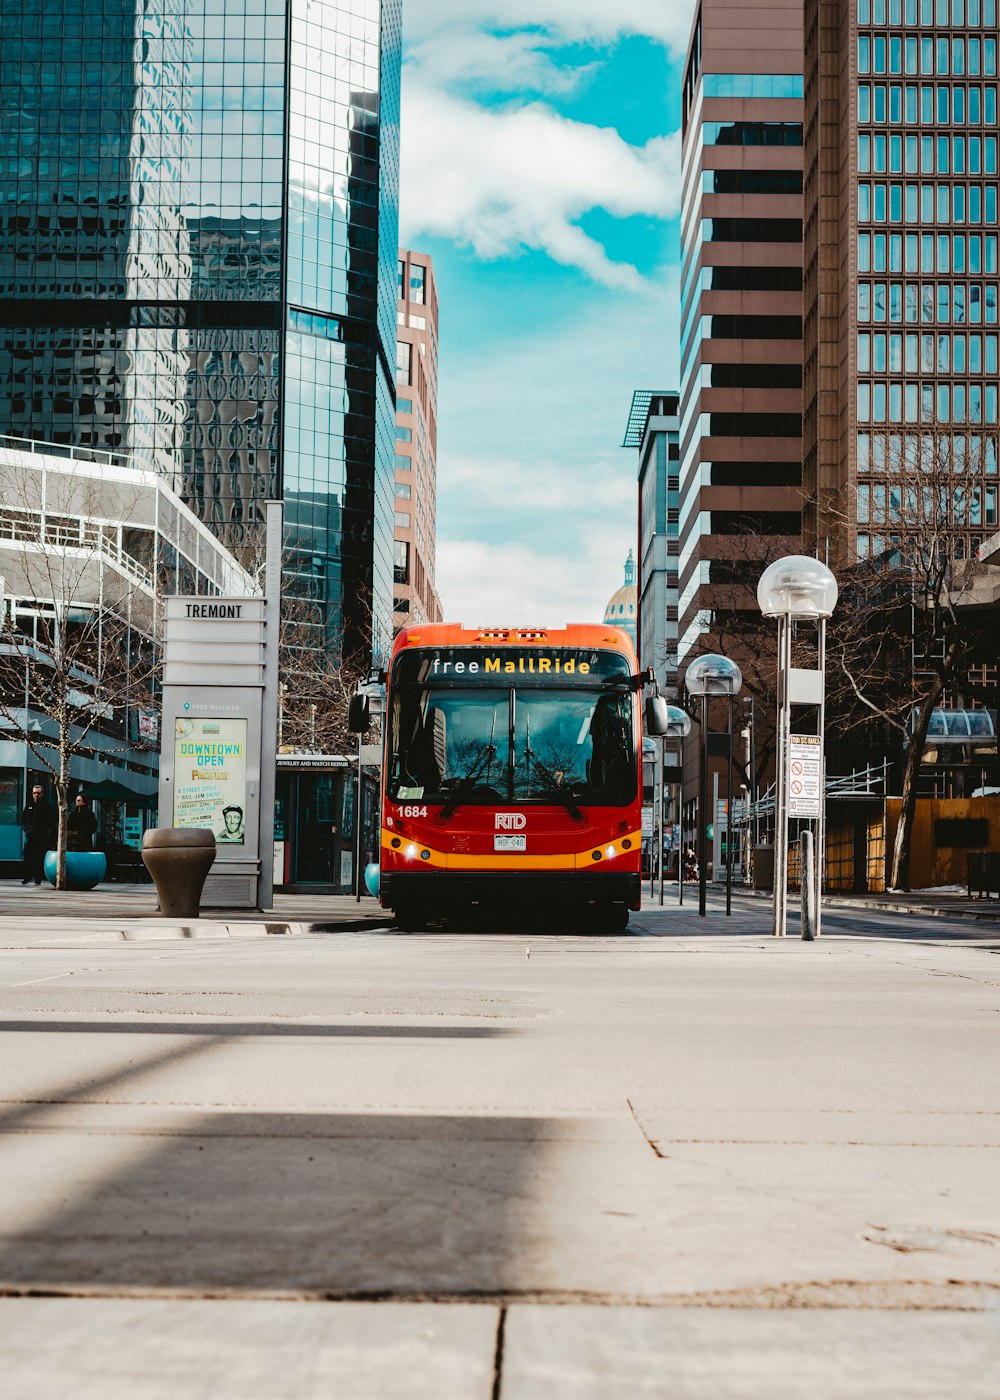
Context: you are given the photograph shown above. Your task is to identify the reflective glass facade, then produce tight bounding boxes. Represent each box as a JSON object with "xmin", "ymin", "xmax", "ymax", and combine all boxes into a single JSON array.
[{"xmin": 0, "ymin": 0, "xmax": 400, "ymax": 657}]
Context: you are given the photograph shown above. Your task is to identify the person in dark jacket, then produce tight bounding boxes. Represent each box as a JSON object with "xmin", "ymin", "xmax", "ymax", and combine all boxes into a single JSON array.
[
  {"xmin": 67, "ymin": 793, "xmax": 98, "ymax": 852},
  {"xmin": 21, "ymin": 783, "xmax": 55, "ymax": 885}
]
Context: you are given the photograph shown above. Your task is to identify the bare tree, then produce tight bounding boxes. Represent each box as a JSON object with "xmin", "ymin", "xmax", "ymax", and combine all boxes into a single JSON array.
[
  {"xmin": 0, "ymin": 454, "xmax": 160, "ymax": 888},
  {"xmin": 233, "ymin": 521, "xmax": 383, "ymax": 758},
  {"xmin": 824, "ymin": 431, "xmax": 997, "ymax": 889},
  {"xmin": 277, "ymin": 597, "xmax": 372, "ymax": 755},
  {"xmin": 674, "ymin": 434, "xmax": 997, "ymax": 890},
  {"xmin": 677, "ymin": 535, "xmax": 789, "ymax": 794}
]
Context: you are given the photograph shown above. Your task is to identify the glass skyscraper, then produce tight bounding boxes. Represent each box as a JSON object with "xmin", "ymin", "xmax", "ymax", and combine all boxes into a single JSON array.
[{"xmin": 0, "ymin": 0, "xmax": 401, "ymax": 659}]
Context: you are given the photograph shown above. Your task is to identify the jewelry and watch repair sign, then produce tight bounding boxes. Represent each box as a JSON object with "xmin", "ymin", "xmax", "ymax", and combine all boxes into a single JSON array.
[{"xmin": 787, "ymin": 734, "xmax": 823, "ymax": 818}]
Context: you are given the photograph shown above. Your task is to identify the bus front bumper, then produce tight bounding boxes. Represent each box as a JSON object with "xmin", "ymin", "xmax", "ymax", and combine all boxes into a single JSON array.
[{"xmin": 380, "ymin": 870, "xmax": 641, "ymax": 911}]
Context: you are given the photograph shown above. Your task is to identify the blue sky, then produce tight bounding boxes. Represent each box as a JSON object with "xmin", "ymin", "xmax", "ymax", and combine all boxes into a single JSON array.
[{"xmin": 398, "ymin": 0, "xmax": 695, "ymax": 627}]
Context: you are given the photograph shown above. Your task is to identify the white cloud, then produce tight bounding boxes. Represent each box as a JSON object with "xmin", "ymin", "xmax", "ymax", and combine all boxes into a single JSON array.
[
  {"xmin": 437, "ymin": 535, "xmax": 633, "ymax": 628},
  {"xmin": 400, "ymin": 81, "xmax": 682, "ymax": 290},
  {"xmin": 440, "ymin": 452, "xmax": 626, "ymax": 520},
  {"xmin": 405, "ymin": 29, "xmax": 597, "ymax": 97},
  {"xmin": 406, "ymin": 0, "xmax": 695, "ymax": 53}
]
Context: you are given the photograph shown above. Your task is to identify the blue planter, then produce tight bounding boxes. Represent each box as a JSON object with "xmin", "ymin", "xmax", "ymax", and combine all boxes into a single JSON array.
[
  {"xmin": 364, "ymin": 862, "xmax": 380, "ymax": 898},
  {"xmin": 43, "ymin": 850, "xmax": 107, "ymax": 891}
]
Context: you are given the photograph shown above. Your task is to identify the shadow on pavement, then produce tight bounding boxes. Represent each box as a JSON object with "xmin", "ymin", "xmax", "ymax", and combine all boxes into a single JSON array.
[
  {"xmin": 0, "ymin": 1102, "xmax": 580, "ymax": 1297},
  {"xmin": 0, "ymin": 1020, "xmax": 511, "ymax": 1039},
  {"xmin": 0, "ymin": 1025, "xmax": 569, "ymax": 1298}
]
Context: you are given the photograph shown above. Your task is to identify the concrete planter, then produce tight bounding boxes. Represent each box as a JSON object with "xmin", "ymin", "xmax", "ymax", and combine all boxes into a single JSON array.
[
  {"xmin": 141, "ymin": 828, "xmax": 217, "ymax": 918},
  {"xmin": 43, "ymin": 850, "xmax": 107, "ymax": 891}
]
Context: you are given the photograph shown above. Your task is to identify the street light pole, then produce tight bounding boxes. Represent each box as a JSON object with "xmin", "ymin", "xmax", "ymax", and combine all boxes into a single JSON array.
[
  {"xmin": 657, "ymin": 737, "xmax": 665, "ymax": 905},
  {"xmin": 698, "ymin": 693, "xmax": 708, "ymax": 917},
  {"xmin": 815, "ymin": 614, "xmax": 829, "ymax": 940},
  {"xmin": 684, "ymin": 655, "xmax": 743, "ymax": 920},
  {"xmin": 744, "ymin": 694, "xmax": 757, "ymax": 886},
  {"xmin": 726, "ymin": 692, "xmax": 734, "ymax": 918},
  {"xmin": 662, "ymin": 706, "xmax": 691, "ymax": 907},
  {"xmin": 772, "ymin": 610, "xmax": 793, "ymax": 939}
]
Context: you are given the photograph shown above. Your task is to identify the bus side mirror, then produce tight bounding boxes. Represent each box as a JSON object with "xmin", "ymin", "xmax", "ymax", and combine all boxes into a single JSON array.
[
  {"xmin": 347, "ymin": 694, "xmax": 370, "ymax": 733},
  {"xmin": 645, "ymin": 696, "xmax": 671, "ymax": 737}
]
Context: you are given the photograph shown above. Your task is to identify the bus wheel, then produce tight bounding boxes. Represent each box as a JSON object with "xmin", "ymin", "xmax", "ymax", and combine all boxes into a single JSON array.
[
  {"xmin": 587, "ymin": 904, "xmax": 630, "ymax": 935},
  {"xmin": 394, "ymin": 904, "xmax": 428, "ymax": 932}
]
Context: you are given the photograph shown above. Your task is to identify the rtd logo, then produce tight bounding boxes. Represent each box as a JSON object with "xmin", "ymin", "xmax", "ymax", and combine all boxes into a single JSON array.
[{"xmin": 495, "ymin": 813, "xmax": 527, "ymax": 831}]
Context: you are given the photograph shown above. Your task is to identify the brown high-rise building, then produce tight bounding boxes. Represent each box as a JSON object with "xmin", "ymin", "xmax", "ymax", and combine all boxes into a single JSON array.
[
  {"xmin": 677, "ymin": 0, "xmax": 806, "ymax": 673},
  {"xmin": 803, "ymin": 0, "xmax": 1000, "ymax": 561},
  {"xmin": 394, "ymin": 249, "xmax": 443, "ymax": 628}
]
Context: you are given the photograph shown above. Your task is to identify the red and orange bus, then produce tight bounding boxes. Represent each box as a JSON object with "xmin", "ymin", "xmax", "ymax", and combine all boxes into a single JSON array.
[{"xmin": 365, "ymin": 623, "xmax": 664, "ymax": 931}]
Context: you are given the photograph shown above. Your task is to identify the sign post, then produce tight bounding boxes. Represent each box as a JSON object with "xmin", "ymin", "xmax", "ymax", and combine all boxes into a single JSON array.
[
  {"xmin": 756, "ymin": 557, "xmax": 838, "ymax": 939},
  {"xmin": 158, "ymin": 502, "xmax": 282, "ymax": 910},
  {"xmin": 256, "ymin": 502, "xmax": 282, "ymax": 911}
]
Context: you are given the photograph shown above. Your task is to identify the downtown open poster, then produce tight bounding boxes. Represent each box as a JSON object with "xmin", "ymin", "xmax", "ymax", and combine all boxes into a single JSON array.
[{"xmin": 173, "ymin": 717, "xmax": 248, "ymax": 843}]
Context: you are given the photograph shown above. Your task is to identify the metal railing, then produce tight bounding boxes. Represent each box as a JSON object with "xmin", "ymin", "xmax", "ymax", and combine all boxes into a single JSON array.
[
  {"xmin": 0, "ymin": 433, "xmax": 148, "ymax": 474},
  {"xmin": 0, "ymin": 507, "xmax": 155, "ymax": 591}
]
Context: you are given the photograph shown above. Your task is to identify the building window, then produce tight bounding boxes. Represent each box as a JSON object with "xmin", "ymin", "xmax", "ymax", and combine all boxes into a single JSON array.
[
  {"xmin": 395, "ymin": 425, "xmax": 412, "ymax": 442},
  {"xmin": 396, "ymin": 341, "xmax": 411, "ymax": 385},
  {"xmin": 393, "ymin": 540, "xmax": 409, "ymax": 584},
  {"xmin": 397, "ymin": 397, "xmax": 412, "ymax": 415},
  {"xmin": 409, "ymin": 264, "xmax": 426, "ymax": 304}
]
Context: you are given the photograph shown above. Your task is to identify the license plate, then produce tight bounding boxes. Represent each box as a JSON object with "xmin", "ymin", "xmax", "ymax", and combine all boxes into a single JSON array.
[{"xmin": 494, "ymin": 835, "xmax": 526, "ymax": 852}]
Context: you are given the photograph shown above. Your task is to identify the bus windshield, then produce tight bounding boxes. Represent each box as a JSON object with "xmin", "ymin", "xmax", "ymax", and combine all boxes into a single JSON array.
[{"xmin": 387, "ymin": 653, "xmax": 636, "ymax": 807}]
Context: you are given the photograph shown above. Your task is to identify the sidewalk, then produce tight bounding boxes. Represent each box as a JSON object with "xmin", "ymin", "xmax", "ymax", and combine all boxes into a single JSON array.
[
  {"xmin": 638, "ymin": 877, "xmax": 1000, "ymax": 924},
  {"xmin": 1, "ymin": 875, "xmax": 997, "ymax": 946},
  {"xmin": 0, "ymin": 881, "xmax": 389, "ymax": 944}
]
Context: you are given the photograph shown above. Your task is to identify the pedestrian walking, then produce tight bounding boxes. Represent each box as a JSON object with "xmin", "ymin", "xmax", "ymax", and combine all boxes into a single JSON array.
[
  {"xmin": 67, "ymin": 793, "xmax": 98, "ymax": 852},
  {"xmin": 21, "ymin": 782, "xmax": 55, "ymax": 885}
]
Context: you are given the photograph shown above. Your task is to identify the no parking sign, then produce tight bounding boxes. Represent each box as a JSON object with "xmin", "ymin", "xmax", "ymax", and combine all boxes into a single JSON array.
[{"xmin": 787, "ymin": 734, "xmax": 822, "ymax": 818}]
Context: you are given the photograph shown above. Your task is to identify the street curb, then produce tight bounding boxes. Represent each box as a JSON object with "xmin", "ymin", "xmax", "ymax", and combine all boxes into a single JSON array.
[
  {"xmin": 119, "ymin": 918, "xmax": 392, "ymax": 941},
  {"xmin": 744, "ymin": 887, "xmax": 1000, "ymax": 925},
  {"xmin": 825, "ymin": 897, "xmax": 1000, "ymax": 924}
]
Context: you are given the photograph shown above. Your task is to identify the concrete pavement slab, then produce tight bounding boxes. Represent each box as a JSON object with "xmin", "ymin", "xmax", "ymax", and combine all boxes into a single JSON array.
[
  {"xmin": 0, "ymin": 923, "xmax": 998, "ymax": 1397},
  {"xmin": 500, "ymin": 1306, "xmax": 1000, "ymax": 1399},
  {"xmin": 0, "ymin": 1298, "xmax": 498, "ymax": 1400}
]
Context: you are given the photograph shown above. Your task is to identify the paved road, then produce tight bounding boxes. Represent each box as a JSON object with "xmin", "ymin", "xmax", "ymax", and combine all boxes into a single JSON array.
[{"xmin": 1, "ymin": 893, "xmax": 998, "ymax": 1396}]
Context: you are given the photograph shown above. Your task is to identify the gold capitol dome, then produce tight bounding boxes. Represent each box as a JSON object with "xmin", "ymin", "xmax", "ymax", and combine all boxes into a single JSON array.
[{"xmin": 602, "ymin": 550, "xmax": 637, "ymax": 646}]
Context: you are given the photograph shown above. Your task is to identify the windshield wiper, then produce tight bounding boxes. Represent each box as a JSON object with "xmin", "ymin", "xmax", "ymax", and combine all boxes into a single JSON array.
[
  {"xmin": 524, "ymin": 723, "xmax": 583, "ymax": 821},
  {"xmin": 439, "ymin": 741, "xmax": 497, "ymax": 819}
]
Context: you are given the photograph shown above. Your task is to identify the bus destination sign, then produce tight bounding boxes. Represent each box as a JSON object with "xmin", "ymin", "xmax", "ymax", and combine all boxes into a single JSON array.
[{"xmin": 394, "ymin": 648, "xmax": 632, "ymax": 686}]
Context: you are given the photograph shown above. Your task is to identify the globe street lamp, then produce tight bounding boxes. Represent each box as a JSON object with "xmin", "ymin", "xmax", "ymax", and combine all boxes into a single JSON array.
[
  {"xmin": 757, "ymin": 555, "xmax": 838, "ymax": 938},
  {"xmin": 684, "ymin": 654, "xmax": 743, "ymax": 917},
  {"xmin": 662, "ymin": 705, "xmax": 692, "ymax": 907}
]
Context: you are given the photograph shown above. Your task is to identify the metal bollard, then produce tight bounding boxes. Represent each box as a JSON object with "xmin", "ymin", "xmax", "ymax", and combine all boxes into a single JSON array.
[{"xmin": 800, "ymin": 829, "xmax": 816, "ymax": 941}]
